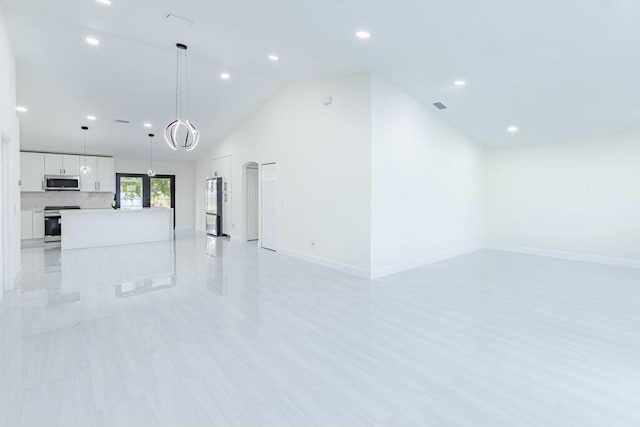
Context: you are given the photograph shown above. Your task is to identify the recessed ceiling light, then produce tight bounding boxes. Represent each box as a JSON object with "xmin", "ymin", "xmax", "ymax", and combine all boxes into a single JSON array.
[
  {"xmin": 356, "ymin": 30, "xmax": 371, "ymax": 40},
  {"xmin": 268, "ymin": 55, "xmax": 279, "ymax": 62},
  {"xmin": 220, "ymin": 73, "xmax": 231, "ymax": 80},
  {"xmin": 144, "ymin": 123, "xmax": 152, "ymax": 128},
  {"xmin": 454, "ymin": 80, "xmax": 466, "ymax": 86},
  {"xmin": 16, "ymin": 106, "xmax": 28, "ymax": 113},
  {"xmin": 86, "ymin": 36, "xmax": 100, "ymax": 46},
  {"xmin": 96, "ymin": 0, "xmax": 111, "ymax": 5},
  {"xmin": 507, "ymin": 126, "xmax": 519, "ymax": 133}
]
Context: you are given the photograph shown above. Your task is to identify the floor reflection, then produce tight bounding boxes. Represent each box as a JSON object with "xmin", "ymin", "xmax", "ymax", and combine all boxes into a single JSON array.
[
  {"xmin": 46, "ymin": 291, "xmax": 81, "ymax": 308},
  {"xmin": 205, "ymin": 234, "xmax": 224, "ymax": 258},
  {"xmin": 115, "ymin": 274, "xmax": 177, "ymax": 298}
]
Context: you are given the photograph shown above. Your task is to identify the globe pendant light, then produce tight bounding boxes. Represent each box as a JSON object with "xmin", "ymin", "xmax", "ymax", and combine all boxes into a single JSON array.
[
  {"xmin": 80, "ymin": 126, "xmax": 90, "ymax": 174},
  {"xmin": 164, "ymin": 43, "xmax": 200, "ymax": 151},
  {"xmin": 147, "ymin": 133, "xmax": 156, "ymax": 177}
]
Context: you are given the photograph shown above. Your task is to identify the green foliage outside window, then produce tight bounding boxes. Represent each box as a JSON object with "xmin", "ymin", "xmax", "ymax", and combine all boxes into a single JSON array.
[
  {"xmin": 151, "ymin": 178, "xmax": 171, "ymax": 208},
  {"xmin": 120, "ymin": 177, "xmax": 142, "ymax": 208}
]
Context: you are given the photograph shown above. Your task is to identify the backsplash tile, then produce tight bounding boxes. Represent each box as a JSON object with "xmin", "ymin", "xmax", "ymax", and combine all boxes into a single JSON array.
[{"xmin": 21, "ymin": 192, "xmax": 114, "ymax": 209}]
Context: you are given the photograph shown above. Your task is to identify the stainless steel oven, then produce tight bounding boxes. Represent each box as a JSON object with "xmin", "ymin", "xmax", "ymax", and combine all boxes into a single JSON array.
[
  {"xmin": 44, "ymin": 206, "xmax": 80, "ymax": 243},
  {"xmin": 44, "ymin": 175, "xmax": 80, "ymax": 191}
]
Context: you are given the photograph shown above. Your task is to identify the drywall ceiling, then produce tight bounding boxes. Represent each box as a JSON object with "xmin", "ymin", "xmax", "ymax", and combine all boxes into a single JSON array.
[{"xmin": 4, "ymin": 0, "xmax": 640, "ymax": 160}]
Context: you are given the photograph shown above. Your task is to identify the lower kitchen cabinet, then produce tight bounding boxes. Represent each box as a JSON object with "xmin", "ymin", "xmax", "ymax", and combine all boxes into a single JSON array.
[
  {"xmin": 21, "ymin": 209, "xmax": 45, "ymax": 240},
  {"xmin": 21, "ymin": 211, "xmax": 33, "ymax": 240}
]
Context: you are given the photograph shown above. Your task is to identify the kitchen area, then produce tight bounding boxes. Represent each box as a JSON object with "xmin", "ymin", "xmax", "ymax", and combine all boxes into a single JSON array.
[{"xmin": 20, "ymin": 150, "xmax": 174, "ymax": 249}]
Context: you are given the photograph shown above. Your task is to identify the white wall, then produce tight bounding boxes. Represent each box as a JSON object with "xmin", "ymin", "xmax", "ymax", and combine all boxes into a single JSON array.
[
  {"xmin": 115, "ymin": 158, "xmax": 195, "ymax": 230},
  {"xmin": 195, "ymin": 73, "xmax": 372, "ymax": 277},
  {"xmin": 0, "ymin": 4, "xmax": 21, "ymax": 294},
  {"xmin": 485, "ymin": 134, "xmax": 640, "ymax": 266},
  {"xmin": 370, "ymin": 76, "xmax": 485, "ymax": 278}
]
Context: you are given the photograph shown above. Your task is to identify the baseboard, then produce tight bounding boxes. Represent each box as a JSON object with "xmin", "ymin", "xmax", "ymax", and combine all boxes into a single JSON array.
[
  {"xmin": 484, "ymin": 243, "xmax": 640, "ymax": 269},
  {"xmin": 370, "ymin": 244, "xmax": 484, "ymax": 279},
  {"xmin": 278, "ymin": 247, "xmax": 371, "ymax": 279}
]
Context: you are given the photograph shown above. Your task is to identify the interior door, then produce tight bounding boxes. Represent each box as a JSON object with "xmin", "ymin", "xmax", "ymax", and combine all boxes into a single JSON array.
[
  {"xmin": 246, "ymin": 167, "xmax": 259, "ymax": 241},
  {"xmin": 260, "ymin": 163, "xmax": 277, "ymax": 251}
]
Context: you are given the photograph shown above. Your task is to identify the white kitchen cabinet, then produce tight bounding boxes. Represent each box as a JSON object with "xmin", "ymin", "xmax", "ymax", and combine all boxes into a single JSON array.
[
  {"xmin": 20, "ymin": 152, "xmax": 45, "ymax": 192},
  {"xmin": 78, "ymin": 156, "xmax": 114, "ymax": 192},
  {"xmin": 79, "ymin": 156, "xmax": 98, "ymax": 191},
  {"xmin": 32, "ymin": 209, "xmax": 44, "ymax": 238},
  {"xmin": 97, "ymin": 157, "xmax": 115, "ymax": 192},
  {"xmin": 44, "ymin": 153, "xmax": 63, "ymax": 175},
  {"xmin": 63, "ymin": 155, "xmax": 80, "ymax": 176},
  {"xmin": 30, "ymin": 151, "xmax": 113, "ymax": 192},
  {"xmin": 21, "ymin": 211, "xmax": 33, "ymax": 240},
  {"xmin": 44, "ymin": 153, "xmax": 80, "ymax": 175},
  {"xmin": 21, "ymin": 210, "xmax": 45, "ymax": 240}
]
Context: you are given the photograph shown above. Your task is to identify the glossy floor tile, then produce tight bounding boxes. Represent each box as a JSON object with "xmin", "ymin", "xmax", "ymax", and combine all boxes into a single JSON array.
[{"xmin": 2, "ymin": 232, "xmax": 640, "ymax": 426}]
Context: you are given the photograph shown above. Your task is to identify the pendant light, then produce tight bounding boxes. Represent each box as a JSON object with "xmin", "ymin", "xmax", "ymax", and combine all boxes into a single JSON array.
[
  {"xmin": 80, "ymin": 126, "xmax": 90, "ymax": 174},
  {"xmin": 147, "ymin": 133, "xmax": 156, "ymax": 177},
  {"xmin": 164, "ymin": 43, "xmax": 200, "ymax": 152}
]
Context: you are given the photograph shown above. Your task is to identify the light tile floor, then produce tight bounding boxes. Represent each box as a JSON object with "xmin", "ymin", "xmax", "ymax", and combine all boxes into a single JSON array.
[{"xmin": 1, "ymin": 232, "xmax": 640, "ymax": 426}]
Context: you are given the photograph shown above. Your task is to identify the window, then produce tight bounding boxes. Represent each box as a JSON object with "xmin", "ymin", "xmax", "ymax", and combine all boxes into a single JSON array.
[
  {"xmin": 115, "ymin": 173, "xmax": 176, "ymax": 227},
  {"xmin": 119, "ymin": 176, "xmax": 143, "ymax": 209},
  {"xmin": 150, "ymin": 177, "xmax": 172, "ymax": 208}
]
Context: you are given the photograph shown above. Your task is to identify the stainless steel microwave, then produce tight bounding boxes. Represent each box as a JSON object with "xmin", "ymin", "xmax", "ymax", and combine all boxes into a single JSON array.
[{"xmin": 44, "ymin": 175, "xmax": 80, "ymax": 191}]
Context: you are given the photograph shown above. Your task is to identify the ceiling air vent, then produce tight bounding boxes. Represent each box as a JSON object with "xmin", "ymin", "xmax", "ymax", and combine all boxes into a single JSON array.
[
  {"xmin": 433, "ymin": 102, "xmax": 447, "ymax": 110},
  {"xmin": 166, "ymin": 14, "xmax": 194, "ymax": 26},
  {"xmin": 114, "ymin": 119, "xmax": 131, "ymax": 124}
]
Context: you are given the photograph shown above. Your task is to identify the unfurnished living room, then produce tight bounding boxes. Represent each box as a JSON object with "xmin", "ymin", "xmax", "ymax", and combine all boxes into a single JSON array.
[{"xmin": 1, "ymin": 0, "xmax": 640, "ymax": 426}]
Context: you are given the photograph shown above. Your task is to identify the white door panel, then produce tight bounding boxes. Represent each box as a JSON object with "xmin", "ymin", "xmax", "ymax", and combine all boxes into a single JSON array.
[{"xmin": 246, "ymin": 167, "xmax": 259, "ymax": 241}]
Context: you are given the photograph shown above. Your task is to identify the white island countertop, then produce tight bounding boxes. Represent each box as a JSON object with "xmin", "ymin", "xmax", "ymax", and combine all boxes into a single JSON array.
[{"xmin": 61, "ymin": 208, "xmax": 174, "ymax": 250}]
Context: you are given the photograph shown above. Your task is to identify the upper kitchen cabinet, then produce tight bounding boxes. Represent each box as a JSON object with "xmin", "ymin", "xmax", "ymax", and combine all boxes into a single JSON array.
[
  {"xmin": 79, "ymin": 156, "xmax": 98, "ymax": 192},
  {"xmin": 96, "ymin": 157, "xmax": 115, "ymax": 193},
  {"xmin": 79, "ymin": 156, "xmax": 114, "ymax": 192},
  {"xmin": 20, "ymin": 152, "xmax": 45, "ymax": 192},
  {"xmin": 44, "ymin": 153, "xmax": 63, "ymax": 175},
  {"xmin": 44, "ymin": 153, "xmax": 80, "ymax": 176},
  {"xmin": 62, "ymin": 154, "xmax": 80, "ymax": 176}
]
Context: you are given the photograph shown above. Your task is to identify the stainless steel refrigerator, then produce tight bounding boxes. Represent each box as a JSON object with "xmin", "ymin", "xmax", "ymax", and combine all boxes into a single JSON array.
[{"xmin": 205, "ymin": 178, "xmax": 223, "ymax": 236}]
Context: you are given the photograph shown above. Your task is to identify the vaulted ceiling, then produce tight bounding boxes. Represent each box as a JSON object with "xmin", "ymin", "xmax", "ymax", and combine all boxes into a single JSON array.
[{"xmin": 4, "ymin": 0, "xmax": 640, "ymax": 160}]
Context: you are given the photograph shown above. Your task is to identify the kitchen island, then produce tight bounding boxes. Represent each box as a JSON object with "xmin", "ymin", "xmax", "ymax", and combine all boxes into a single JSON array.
[{"xmin": 61, "ymin": 208, "xmax": 173, "ymax": 250}]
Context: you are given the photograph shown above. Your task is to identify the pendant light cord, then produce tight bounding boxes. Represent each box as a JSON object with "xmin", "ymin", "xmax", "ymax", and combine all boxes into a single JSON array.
[
  {"xmin": 175, "ymin": 47, "xmax": 180, "ymax": 119},
  {"xmin": 149, "ymin": 135, "xmax": 153, "ymax": 170},
  {"xmin": 185, "ymin": 49, "xmax": 190, "ymax": 120},
  {"xmin": 83, "ymin": 128, "xmax": 87, "ymax": 160}
]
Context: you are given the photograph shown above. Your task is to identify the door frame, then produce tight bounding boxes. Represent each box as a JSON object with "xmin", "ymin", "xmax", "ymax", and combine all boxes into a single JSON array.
[
  {"xmin": 115, "ymin": 173, "xmax": 176, "ymax": 228},
  {"xmin": 0, "ymin": 131, "xmax": 11, "ymax": 294},
  {"xmin": 260, "ymin": 162, "xmax": 277, "ymax": 251}
]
